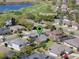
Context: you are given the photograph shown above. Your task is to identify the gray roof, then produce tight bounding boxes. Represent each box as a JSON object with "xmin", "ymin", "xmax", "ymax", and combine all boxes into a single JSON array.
[
  {"xmin": 36, "ymin": 34, "xmax": 48, "ymax": 42},
  {"xmin": 62, "ymin": 19, "xmax": 71, "ymax": 25},
  {"xmin": 29, "ymin": 33, "xmax": 38, "ymax": 38},
  {"xmin": 49, "ymin": 44, "xmax": 72, "ymax": 55},
  {"xmin": 54, "ymin": 19, "xmax": 61, "ymax": 24},
  {"xmin": 21, "ymin": 53, "xmax": 55, "ymax": 59},
  {"xmin": 59, "ymin": 35, "xmax": 75, "ymax": 41},
  {"xmin": 8, "ymin": 38, "xmax": 29, "ymax": 46},
  {"xmin": 0, "ymin": 27, "xmax": 11, "ymax": 35},
  {"xmin": 76, "ymin": 0, "xmax": 79, "ymax": 4},
  {"xmin": 64, "ymin": 38, "xmax": 79, "ymax": 48}
]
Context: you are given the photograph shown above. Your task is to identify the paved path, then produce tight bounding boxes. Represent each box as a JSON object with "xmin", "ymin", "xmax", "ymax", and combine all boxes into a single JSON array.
[{"xmin": 70, "ymin": 53, "xmax": 79, "ymax": 57}]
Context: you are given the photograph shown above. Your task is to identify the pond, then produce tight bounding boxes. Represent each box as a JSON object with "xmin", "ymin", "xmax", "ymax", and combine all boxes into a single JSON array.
[{"xmin": 0, "ymin": 3, "xmax": 32, "ymax": 12}]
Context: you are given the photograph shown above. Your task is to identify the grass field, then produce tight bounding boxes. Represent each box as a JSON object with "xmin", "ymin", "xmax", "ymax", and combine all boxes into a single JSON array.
[
  {"xmin": 21, "ymin": 3, "xmax": 53, "ymax": 13},
  {"xmin": 0, "ymin": 2, "xmax": 56, "ymax": 27}
]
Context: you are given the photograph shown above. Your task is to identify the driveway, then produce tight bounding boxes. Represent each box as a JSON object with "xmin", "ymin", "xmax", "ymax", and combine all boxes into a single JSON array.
[
  {"xmin": 69, "ymin": 53, "xmax": 79, "ymax": 59},
  {"xmin": 0, "ymin": 46, "xmax": 11, "ymax": 53}
]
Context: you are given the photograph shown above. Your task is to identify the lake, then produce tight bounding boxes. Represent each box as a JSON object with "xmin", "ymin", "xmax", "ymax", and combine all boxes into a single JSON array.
[{"xmin": 0, "ymin": 3, "xmax": 32, "ymax": 12}]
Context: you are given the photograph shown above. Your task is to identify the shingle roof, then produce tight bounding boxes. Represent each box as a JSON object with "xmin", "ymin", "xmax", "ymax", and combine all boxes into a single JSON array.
[
  {"xmin": 0, "ymin": 27, "xmax": 11, "ymax": 35},
  {"xmin": 76, "ymin": 0, "xmax": 79, "ymax": 4},
  {"xmin": 62, "ymin": 19, "xmax": 71, "ymax": 25},
  {"xmin": 8, "ymin": 38, "xmax": 28, "ymax": 46},
  {"xmin": 59, "ymin": 36, "xmax": 75, "ymax": 41},
  {"xmin": 21, "ymin": 53, "xmax": 56, "ymax": 59},
  {"xmin": 49, "ymin": 44, "xmax": 72, "ymax": 55},
  {"xmin": 64, "ymin": 38, "xmax": 79, "ymax": 48},
  {"xmin": 36, "ymin": 34, "xmax": 48, "ymax": 42}
]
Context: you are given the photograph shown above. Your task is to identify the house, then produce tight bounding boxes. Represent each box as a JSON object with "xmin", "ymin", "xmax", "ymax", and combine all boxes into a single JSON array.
[
  {"xmin": 64, "ymin": 38, "xmax": 79, "ymax": 51},
  {"xmin": 9, "ymin": 25, "xmax": 26, "ymax": 33},
  {"xmin": 29, "ymin": 31, "xmax": 39, "ymax": 38},
  {"xmin": 54, "ymin": 19, "xmax": 61, "ymax": 25},
  {"xmin": 0, "ymin": 27, "xmax": 11, "ymax": 35},
  {"xmin": 45, "ymin": 30, "xmax": 63, "ymax": 42},
  {"xmin": 62, "ymin": 19, "xmax": 78, "ymax": 30},
  {"xmin": 76, "ymin": 0, "xmax": 79, "ymax": 5},
  {"xmin": 36, "ymin": 34, "xmax": 48, "ymax": 43},
  {"xmin": 22, "ymin": 30, "xmax": 39, "ymax": 40},
  {"xmin": 22, "ymin": 32, "xmax": 38, "ymax": 40},
  {"xmin": 62, "ymin": 18, "xmax": 71, "ymax": 26},
  {"xmin": 61, "ymin": 4, "xmax": 68, "ymax": 12},
  {"xmin": 54, "ymin": 18, "xmax": 70, "ymax": 25},
  {"xmin": 71, "ymin": 21, "xmax": 79, "ymax": 30},
  {"xmin": 59, "ymin": 35, "xmax": 75, "ymax": 42},
  {"xmin": 5, "ymin": 20, "xmax": 12, "ymax": 27},
  {"xmin": 21, "ymin": 53, "xmax": 56, "ymax": 59},
  {"xmin": 48, "ymin": 44, "xmax": 73, "ymax": 57},
  {"xmin": 4, "ymin": 38, "xmax": 30, "ymax": 51}
]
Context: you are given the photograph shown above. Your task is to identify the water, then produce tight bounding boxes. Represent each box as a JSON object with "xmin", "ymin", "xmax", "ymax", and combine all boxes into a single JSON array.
[{"xmin": 0, "ymin": 3, "xmax": 32, "ymax": 12}]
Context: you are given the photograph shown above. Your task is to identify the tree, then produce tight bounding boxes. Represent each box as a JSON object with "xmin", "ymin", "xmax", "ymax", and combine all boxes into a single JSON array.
[
  {"xmin": 11, "ymin": 55, "xmax": 18, "ymax": 59},
  {"xmin": 11, "ymin": 52, "xmax": 23, "ymax": 59},
  {"xmin": 17, "ymin": 18, "xmax": 34, "ymax": 30},
  {"xmin": 11, "ymin": 17, "xmax": 16, "ymax": 25},
  {"xmin": 21, "ymin": 46, "xmax": 34, "ymax": 55},
  {"xmin": 27, "ymin": 13, "xmax": 35, "ymax": 20},
  {"xmin": 17, "ymin": 33, "xmax": 23, "ymax": 38},
  {"xmin": 68, "ymin": 0, "xmax": 76, "ymax": 9},
  {"xmin": 51, "ymin": 25, "xmax": 56, "ymax": 31},
  {"xmin": 27, "ymin": 38, "xmax": 34, "ymax": 43},
  {"xmin": 26, "ymin": 23, "xmax": 34, "ymax": 30},
  {"xmin": 39, "ymin": 42, "xmax": 46, "ymax": 49}
]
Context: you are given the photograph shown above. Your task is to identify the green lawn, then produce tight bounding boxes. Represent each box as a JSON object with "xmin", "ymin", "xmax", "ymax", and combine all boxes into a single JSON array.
[
  {"xmin": 46, "ymin": 40, "xmax": 55, "ymax": 48},
  {"xmin": 0, "ymin": 2, "xmax": 56, "ymax": 27},
  {"xmin": 21, "ymin": 2, "xmax": 56, "ymax": 14},
  {"xmin": 0, "ymin": 52, "xmax": 5, "ymax": 59}
]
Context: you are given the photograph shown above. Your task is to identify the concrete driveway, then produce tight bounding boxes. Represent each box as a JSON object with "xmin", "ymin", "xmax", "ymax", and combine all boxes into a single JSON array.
[
  {"xmin": 0, "ymin": 46, "xmax": 11, "ymax": 54},
  {"xmin": 69, "ymin": 53, "xmax": 79, "ymax": 59}
]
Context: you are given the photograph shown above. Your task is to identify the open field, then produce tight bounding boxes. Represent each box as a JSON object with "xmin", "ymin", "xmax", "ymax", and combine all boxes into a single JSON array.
[{"xmin": 0, "ymin": 2, "xmax": 56, "ymax": 27}]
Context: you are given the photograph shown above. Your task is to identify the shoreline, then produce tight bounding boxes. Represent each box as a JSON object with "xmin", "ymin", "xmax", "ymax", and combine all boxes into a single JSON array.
[{"xmin": 0, "ymin": 2, "xmax": 33, "ymax": 14}]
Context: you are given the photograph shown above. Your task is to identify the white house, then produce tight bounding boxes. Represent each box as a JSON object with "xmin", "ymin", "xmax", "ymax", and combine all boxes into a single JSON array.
[{"xmin": 5, "ymin": 38, "xmax": 30, "ymax": 51}]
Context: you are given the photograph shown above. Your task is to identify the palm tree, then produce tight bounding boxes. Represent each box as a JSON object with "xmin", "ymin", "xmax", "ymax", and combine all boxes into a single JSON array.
[{"xmin": 21, "ymin": 46, "xmax": 34, "ymax": 55}]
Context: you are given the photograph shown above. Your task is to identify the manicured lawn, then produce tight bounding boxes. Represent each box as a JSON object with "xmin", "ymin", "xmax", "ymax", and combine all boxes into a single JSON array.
[
  {"xmin": 46, "ymin": 40, "xmax": 55, "ymax": 48},
  {"xmin": 0, "ymin": 52, "xmax": 5, "ymax": 59}
]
